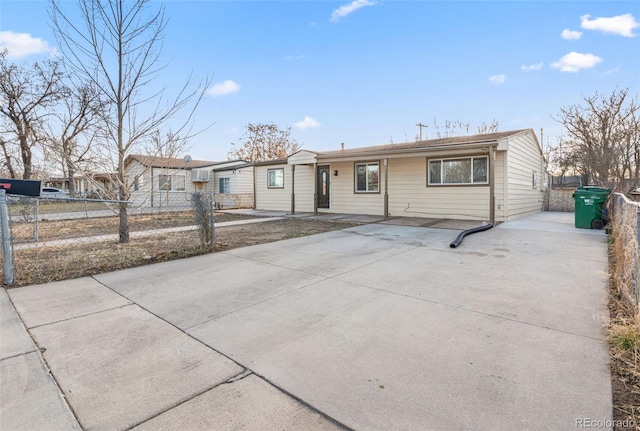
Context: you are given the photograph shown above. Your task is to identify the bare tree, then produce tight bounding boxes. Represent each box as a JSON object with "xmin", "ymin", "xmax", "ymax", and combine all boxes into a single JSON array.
[
  {"xmin": 227, "ymin": 123, "xmax": 301, "ymax": 163},
  {"xmin": 416, "ymin": 118, "xmax": 499, "ymax": 140},
  {"xmin": 50, "ymin": 0, "xmax": 209, "ymax": 242},
  {"xmin": 554, "ymin": 88, "xmax": 639, "ymax": 190},
  {"xmin": 45, "ymin": 84, "xmax": 105, "ymax": 196},
  {"xmin": 0, "ymin": 50, "xmax": 66, "ymax": 179}
]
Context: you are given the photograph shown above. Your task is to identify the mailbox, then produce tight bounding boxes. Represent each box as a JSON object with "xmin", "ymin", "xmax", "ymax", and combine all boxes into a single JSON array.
[{"xmin": 0, "ymin": 178, "xmax": 42, "ymax": 197}]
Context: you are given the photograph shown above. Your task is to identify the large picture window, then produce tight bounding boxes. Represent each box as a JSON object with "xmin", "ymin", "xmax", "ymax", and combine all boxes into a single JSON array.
[
  {"xmin": 428, "ymin": 156, "xmax": 488, "ymax": 185},
  {"xmin": 267, "ymin": 168, "xmax": 284, "ymax": 188},
  {"xmin": 355, "ymin": 162, "xmax": 379, "ymax": 193}
]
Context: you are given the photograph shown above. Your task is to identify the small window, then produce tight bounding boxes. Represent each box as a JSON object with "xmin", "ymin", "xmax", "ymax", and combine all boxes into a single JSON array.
[
  {"xmin": 159, "ymin": 174, "xmax": 171, "ymax": 191},
  {"xmin": 219, "ymin": 177, "xmax": 230, "ymax": 193},
  {"xmin": 428, "ymin": 156, "xmax": 488, "ymax": 185},
  {"xmin": 173, "ymin": 175, "xmax": 185, "ymax": 191},
  {"xmin": 532, "ymin": 172, "xmax": 537, "ymax": 189},
  {"xmin": 355, "ymin": 162, "xmax": 379, "ymax": 193},
  {"xmin": 133, "ymin": 177, "xmax": 140, "ymax": 191},
  {"xmin": 267, "ymin": 168, "xmax": 284, "ymax": 188}
]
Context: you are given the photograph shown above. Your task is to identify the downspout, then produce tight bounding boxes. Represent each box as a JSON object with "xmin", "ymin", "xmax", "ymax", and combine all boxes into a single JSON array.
[
  {"xmin": 252, "ymin": 165, "xmax": 257, "ymax": 209},
  {"xmin": 291, "ymin": 164, "xmax": 295, "ymax": 214},
  {"xmin": 489, "ymin": 146, "xmax": 496, "ymax": 225},
  {"xmin": 384, "ymin": 158, "xmax": 389, "ymax": 219},
  {"xmin": 150, "ymin": 166, "xmax": 154, "ymax": 207},
  {"xmin": 313, "ymin": 162, "xmax": 318, "ymax": 214}
]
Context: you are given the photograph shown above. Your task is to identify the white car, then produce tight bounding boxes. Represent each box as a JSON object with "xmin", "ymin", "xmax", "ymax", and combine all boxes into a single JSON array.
[{"xmin": 41, "ymin": 187, "xmax": 70, "ymax": 198}]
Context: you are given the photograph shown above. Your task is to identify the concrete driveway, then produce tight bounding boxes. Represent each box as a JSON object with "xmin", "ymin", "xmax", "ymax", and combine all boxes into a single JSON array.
[{"xmin": 2, "ymin": 212, "xmax": 612, "ymax": 430}]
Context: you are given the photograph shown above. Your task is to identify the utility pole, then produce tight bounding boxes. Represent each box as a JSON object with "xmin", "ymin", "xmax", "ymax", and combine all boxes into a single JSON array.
[{"xmin": 416, "ymin": 123, "xmax": 427, "ymax": 141}]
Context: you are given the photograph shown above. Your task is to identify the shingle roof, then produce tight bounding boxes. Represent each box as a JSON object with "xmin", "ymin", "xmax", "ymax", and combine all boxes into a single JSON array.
[
  {"xmin": 318, "ymin": 129, "xmax": 529, "ymax": 158},
  {"xmin": 126, "ymin": 154, "xmax": 218, "ymax": 169}
]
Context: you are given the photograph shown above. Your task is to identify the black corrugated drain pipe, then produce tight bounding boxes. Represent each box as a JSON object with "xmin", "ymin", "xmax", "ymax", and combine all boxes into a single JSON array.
[{"xmin": 449, "ymin": 224, "xmax": 494, "ymax": 248}]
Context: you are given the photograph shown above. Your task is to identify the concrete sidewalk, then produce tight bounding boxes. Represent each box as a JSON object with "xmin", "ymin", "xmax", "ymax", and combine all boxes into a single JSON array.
[{"xmin": 2, "ymin": 212, "xmax": 612, "ymax": 430}]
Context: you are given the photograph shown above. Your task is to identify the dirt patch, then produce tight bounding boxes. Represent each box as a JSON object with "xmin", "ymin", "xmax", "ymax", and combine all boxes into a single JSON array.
[{"xmin": 7, "ymin": 218, "xmax": 359, "ymax": 287}]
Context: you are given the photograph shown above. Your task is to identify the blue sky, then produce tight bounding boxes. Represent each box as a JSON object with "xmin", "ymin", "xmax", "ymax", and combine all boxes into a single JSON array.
[{"xmin": 1, "ymin": 0, "xmax": 639, "ymax": 162}]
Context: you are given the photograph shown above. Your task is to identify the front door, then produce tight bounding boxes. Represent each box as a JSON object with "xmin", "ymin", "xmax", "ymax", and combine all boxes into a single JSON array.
[{"xmin": 317, "ymin": 165, "xmax": 330, "ymax": 209}]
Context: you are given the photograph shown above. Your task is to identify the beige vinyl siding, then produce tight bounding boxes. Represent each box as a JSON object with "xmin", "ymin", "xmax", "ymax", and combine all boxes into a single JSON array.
[
  {"xmin": 255, "ymin": 164, "xmax": 292, "ymax": 212},
  {"xmin": 213, "ymin": 167, "xmax": 254, "ymax": 209},
  {"xmin": 126, "ymin": 161, "xmax": 151, "ymax": 207},
  {"xmin": 150, "ymin": 167, "xmax": 194, "ymax": 208},
  {"xmin": 328, "ymin": 161, "xmax": 385, "ymax": 215},
  {"xmin": 293, "ymin": 164, "xmax": 315, "ymax": 212},
  {"xmin": 234, "ymin": 167, "xmax": 254, "ymax": 194},
  {"xmin": 494, "ymin": 151, "xmax": 507, "ymax": 222},
  {"xmin": 387, "ymin": 157, "xmax": 490, "ymax": 220},
  {"xmin": 506, "ymin": 132, "xmax": 544, "ymax": 220}
]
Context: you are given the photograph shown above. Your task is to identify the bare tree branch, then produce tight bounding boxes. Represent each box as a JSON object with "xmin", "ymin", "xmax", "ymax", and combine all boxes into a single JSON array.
[
  {"xmin": 227, "ymin": 123, "xmax": 301, "ymax": 163},
  {"xmin": 50, "ymin": 0, "xmax": 211, "ymax": 242}
]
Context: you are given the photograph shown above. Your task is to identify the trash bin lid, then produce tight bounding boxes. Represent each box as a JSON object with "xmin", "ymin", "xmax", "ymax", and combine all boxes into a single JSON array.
[{"xmin": 576, "ymin": 186, "xmax": 611, "ymax": 194}]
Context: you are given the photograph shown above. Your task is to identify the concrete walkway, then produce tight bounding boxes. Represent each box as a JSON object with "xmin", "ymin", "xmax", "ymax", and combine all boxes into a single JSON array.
[{"xmin": 1, "ymin": 212, "xmax": 612, "ymax": 430}]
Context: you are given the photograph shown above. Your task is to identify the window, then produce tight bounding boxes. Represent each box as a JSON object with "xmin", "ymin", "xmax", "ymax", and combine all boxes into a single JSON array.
[
  {"xmin": 158, "ymin": 174, "xmax": 185, "ymax": 191},
  {"xmin": 173, "ymin": 175, "xmax": 185, "ymax": 191},
  {"xmin": 133, "ymin": 176, "xmax": 141, "ymax": 191},
  {"xmin": 219, "ymin": 177, "xmax": 230, "ymax": 193},
  {"xmin": 532, "ymin": 172, "xmax": 537, "ymax": 189},
  {"xmin": 159, "ymin": 174, "xmax": 171, "ymax": 191},
  {"xmin": 428, "ymin": 156, "xmax": 488, "ymax": 185},
  {"xmin": 267, "ymin": 168, "xmax": 284, "ymax": 188},
  {"xmin": 355, "ymin": 162, "xmax": 379, "ymax": 193}
]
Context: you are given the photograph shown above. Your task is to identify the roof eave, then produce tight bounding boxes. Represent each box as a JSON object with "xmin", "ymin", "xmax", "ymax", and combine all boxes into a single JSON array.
[{"xmin": 316, "ymin": 141, "xmax": 499, "ymax": 161}]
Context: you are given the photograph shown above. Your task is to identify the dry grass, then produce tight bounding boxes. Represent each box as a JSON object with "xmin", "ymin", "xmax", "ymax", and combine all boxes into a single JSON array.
[
  {"xmin": 608, "ymin": 239, "xmax": 640, "ymax": 431},
  {"xmin": 6, "ymin": 218, "xmax": 358, "ymax": 287}
]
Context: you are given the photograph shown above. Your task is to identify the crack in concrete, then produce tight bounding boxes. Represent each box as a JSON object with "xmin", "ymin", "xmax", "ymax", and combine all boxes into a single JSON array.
[
  {"xmin": 91, "ymin": 276, "xmax": 353, "ymax": 431},
  {"xmin": 26, "ymin": 303, "xmax": 134, "ymax": 330}
]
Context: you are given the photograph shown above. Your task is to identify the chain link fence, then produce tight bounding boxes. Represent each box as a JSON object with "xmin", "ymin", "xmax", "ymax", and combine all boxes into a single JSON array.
[
  {"xmin": 610, "ymin": 193, "xmax": 640, "ymax": 311},
  {"xmin": 0, "ymin": 191, "xmax": 215, "ymax": 287}
]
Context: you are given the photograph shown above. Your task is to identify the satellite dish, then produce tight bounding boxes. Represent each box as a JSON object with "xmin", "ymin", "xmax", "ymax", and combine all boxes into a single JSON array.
[{"xmin": 183, "ymin": 155, "xmax": 192, "ymax": 163}]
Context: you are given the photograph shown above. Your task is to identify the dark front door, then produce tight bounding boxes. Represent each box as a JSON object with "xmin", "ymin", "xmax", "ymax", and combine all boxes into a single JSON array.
[{"xmin": 317, "ymin": 165, "xmax": 330, "ymax": 209}]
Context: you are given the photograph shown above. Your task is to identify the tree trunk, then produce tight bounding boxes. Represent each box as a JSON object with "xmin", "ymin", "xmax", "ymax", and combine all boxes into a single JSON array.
[{"xmin": 19, "ymin": 134, "xmax": 32, "ymax": 179}]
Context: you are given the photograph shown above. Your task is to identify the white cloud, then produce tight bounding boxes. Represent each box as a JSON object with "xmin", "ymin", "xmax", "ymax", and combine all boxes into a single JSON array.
[
  {"xmin": 551, "ymin": 52, "xmax": 602, "ymax": 72},
  {"xmin": 521, "ymin": 62, "xmax": 543, "ymax": 71},
  {"xmin": 331, "ymin": 0, "xmax": 377, "ymax": 23},
  {"xmin": 0, "ymin": 31, "xmax": 51, "ymax": 58},
  {"xmin": 580, "ymin": 13, "xmax": 639, "ymax": 37},
  {"xmin": 489, "ymin": 74, "xmax": 506, "ymax": 84},
  {"xmin": 293, "ymin": 116, "xmax": 320, "ymax": 130},
  {"xmin": 561, "ymin": 29, "xmax": 583, "ymax": 40},
  {"xmin": 602, "ymin": 66, "xmax": 621, "ymax": 76},
  {"xmin": 206, "ymin": 80, "xmax": 240, "ymax": 97}
]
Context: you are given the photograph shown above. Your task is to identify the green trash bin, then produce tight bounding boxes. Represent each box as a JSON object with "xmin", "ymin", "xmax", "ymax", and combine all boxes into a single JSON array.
[{"xmin": 572, "ymin": 186, "xmax": 611, "ymax": 229}]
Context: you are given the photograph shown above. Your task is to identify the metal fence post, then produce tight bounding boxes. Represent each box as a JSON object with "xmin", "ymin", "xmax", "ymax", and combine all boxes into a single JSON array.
[
  {"xmin": 0, "ymin": 190, "xmax": 16, "ymax": 286},
  {"xmin": 209, "ymin": 191, "xmax": 216, "ymax": 244}
]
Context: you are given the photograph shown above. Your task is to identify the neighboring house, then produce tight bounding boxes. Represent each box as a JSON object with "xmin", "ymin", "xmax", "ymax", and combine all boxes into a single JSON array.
[
  {"xmin": 254, "ymin": 129, "xmax": 545, "ymax": 223},
  {"xmin": 124, "ymin": 155, "xmax": 253, "ymax": 209},
  {"xmin": 44, "ymin": 173, "xmax": 117, "ymax": 198}
]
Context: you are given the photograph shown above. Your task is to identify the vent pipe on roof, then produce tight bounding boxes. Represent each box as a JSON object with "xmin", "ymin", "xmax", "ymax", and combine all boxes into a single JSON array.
[{"xmin": 341, "ymin": 143, "xmax": 345, "ymax": 151}]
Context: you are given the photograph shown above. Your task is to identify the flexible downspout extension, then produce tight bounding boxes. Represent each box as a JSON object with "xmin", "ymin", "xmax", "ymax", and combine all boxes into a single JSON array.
[{"xmin": 449, "ymin": 223, "xmax": 494, "ymax": 248}]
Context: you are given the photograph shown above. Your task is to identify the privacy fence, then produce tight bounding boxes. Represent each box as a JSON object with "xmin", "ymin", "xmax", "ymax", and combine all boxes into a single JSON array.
[
  {"xmin": 610, "ymin": 193, "xmax": 640, "ymax": 311},
  {"xmin": 0, "ymin": 191, "xmax": 215, "ymax": 287}
]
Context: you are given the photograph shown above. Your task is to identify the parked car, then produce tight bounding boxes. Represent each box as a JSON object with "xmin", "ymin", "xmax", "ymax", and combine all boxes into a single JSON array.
[{"xmin": 41, "ymin": 187, "xmax": 70, "ymax": 198}]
